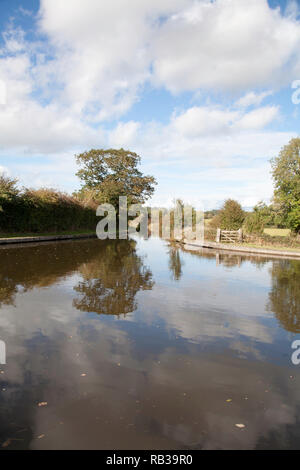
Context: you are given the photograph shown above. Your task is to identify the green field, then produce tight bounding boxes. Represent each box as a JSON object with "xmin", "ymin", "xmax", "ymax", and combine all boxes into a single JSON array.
[
  {"xmin": 263, "ymin": 228, "xmax": 291, "ymax": 237},
  {"xmin": 204, "ymin": 218, "xmax": 213, "ymax": 226}
]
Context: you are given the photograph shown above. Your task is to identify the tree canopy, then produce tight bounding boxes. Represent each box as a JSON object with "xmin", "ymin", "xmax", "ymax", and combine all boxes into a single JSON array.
[
  {"xmin": 271, "ymin": 138, "xmax": 300, "ymax": 233},
  {"xmin": 0, "ymin": 174, "xmax": 19, "ymax": 200},
  {"xmin": 75, "ymin": 148, "xmax": 157, "ymax": 208}
]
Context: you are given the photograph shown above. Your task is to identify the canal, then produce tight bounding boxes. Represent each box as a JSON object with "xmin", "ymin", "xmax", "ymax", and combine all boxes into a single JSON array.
[{"xmin": 0, "ymin": 236, "xmax": 299, "ymax": 449}]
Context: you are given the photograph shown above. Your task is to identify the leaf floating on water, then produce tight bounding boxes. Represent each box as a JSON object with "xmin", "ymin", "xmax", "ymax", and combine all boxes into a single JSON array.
[
  {"xmin": 235, "ymin": 424, "xmax": 245, "ymax": 429},
  {"xmin": 226, "ymin": 399, "xmax": 232, "ymax": 402},
  {"xmin": 2, "ymin": 438, "xmax": 23, "ymax": 447},
  {"xmin": 2, "ymin": 439, "xmax": 12, "ymax": 448},
  {"xmin": 81, "ymin": 374, "xmax": 87, "ymax": 377},
  {"xmin": 37, "ymin": 434, "xmax": 45, "ymax": 439},
  {"xmin": 38, "ymin": 402, "xmax": 48, "ymax": 407}
]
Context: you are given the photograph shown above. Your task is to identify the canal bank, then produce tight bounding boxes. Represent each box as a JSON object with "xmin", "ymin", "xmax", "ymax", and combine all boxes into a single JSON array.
[
  {"xmin": 0, "ymin": 232, "xmax": 97, "ymax": 245},
  {"xmin": 178, "ymin": 239, "xmax": 300, "ymax": 260},
  {"xmin": 1, "ymin": 233, "xmax": 300, "ymax": 260}
]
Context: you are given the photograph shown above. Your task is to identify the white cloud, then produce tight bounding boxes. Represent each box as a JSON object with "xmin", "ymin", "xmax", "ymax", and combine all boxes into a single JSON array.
[
  {"xmin": 236, "ymin": 106, "xmax": 279, "ymax": 130},
  {"xmin": 172, "ymin": 106, "xmax": 238, "ymax": 137},
  {"xmin": 0, "ymin": 79, "xmax": 7, "ymax": 105},
  {"xmin": 109, "ymin": 121, "xmax": 141, "ymax": 148},
  {"xmin": 34, "ymin": 0, "xmax": 300, "ymax": 117},
  {"xmin": 235, "ymin": 91, "xmax": 273, "ymax": 108},
  {"xmin": 152, "ymin": 0, "xmax": 300, "ymax": 92},
  {"xmin": 37, "ymin": 0, "xmax": 189, "ymax": 120},
  {"xmin": 0, "ymin": 99, "xmax": 105, "ymax": 154},
  {"xmin": 285, "ymin": 0, "xmax": 300, "ymax": 20},
  {"xmin": 0, "ymin": 166, "xmax": 9, "ymax": 176},
  {"xmin": 172, "ymin": 104, "xmax": 279, "ymax": 138},
  {"xmin": 0, "ymin": 0, "xmax": 298, "ymax": 156}
]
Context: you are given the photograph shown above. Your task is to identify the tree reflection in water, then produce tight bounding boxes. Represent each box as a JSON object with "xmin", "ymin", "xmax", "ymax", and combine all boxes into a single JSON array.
[
  {"xmin": 268, "ymin": 259, "xmax": 300, "ymax": 333},
  {"xmin": 73, "ymin": 239, "xmax": 154, "ymax": 316},
  {"xmin": 180, "ymin": 243, "xmax": 300, "ymax": 334},
  {"xmin": 0, "ymin": 240, "xmax": 99, "ymax": 307},
  {"xmin": 0, "ymin": 239, "xmax": 153, "ymax": 317},
  {"xmin": 168, "ymin": 246, "xmax": 183, "ymax": 281}
]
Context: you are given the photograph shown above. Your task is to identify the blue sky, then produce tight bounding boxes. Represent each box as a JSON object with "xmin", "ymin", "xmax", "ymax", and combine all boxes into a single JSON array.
[{"xmin": 0, "ymin": 0, "xmax": 300, "ymax": 209}]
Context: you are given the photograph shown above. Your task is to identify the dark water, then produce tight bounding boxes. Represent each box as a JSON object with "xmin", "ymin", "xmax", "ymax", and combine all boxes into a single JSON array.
[{"xmin": 0, "ymin": 236, "xmax": 300, "ymax": 450}]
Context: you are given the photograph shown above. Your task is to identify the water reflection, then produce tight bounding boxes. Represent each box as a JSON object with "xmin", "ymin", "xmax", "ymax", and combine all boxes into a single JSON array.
[
  {"xmin": 168, "ymin": 246, "xmax": 183, "ymax": 281},
  {"xmin": 0, "ymin": 240, "xmax": 99, "ymax": 307},
  {"xmin": 73, "ymin": 239, "xmax": 154, "ymax": 315},
  {"xmin": 268, "ymin": 259, "xmax": 300, "ymax": 333},
  {"xmin": 0, "ymin": 239, "xmax": 153, "ymax": 317},
  {"xmin": 0, "ymin": 237, "xmax": 300, "ymax": 449},
  {"xmin": 181, "ymin": 243, "xmax": 270, "ymax": 269}
]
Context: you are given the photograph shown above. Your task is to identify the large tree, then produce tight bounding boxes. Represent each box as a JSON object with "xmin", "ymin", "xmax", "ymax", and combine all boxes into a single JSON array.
[
  {"xmin": 75, "ymin": 148, "xmax": 157, "ymax": 207},
  {"xmin": 271, "ymin": 138, "xmax": 300, "ymax": 233}
]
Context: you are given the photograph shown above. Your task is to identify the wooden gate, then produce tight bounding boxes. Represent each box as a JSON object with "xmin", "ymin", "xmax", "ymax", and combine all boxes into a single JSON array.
[{"xmin": 216, "ymin": 228, "xmax": 243, "ymax": 243}]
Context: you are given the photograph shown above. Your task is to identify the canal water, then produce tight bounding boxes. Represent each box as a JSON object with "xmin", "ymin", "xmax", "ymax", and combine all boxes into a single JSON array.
[{"xmin": 0, "ymin": 236, "xmax": 299, "ymax": 449}]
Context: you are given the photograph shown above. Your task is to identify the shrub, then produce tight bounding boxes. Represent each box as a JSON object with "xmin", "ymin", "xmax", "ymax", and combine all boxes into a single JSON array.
[
  {"xmin": 244, "ymin": 212, "xmax": 264, "ymax": 234},
  {"xmin": 211, "ymin": 199, "xmax": 245, "ymax": 230},
  {"xmin": 243, "ymin": 203, "xmax": 269, "ymax": 234}
]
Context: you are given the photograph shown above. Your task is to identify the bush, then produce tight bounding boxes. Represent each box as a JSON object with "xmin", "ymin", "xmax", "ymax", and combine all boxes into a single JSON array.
[
  {"xmin": 243, "ymin": 203, "xmax": 270, "ymax": 234},
  {"xmin": 244, "ymin": 212, "xmax": 265, "ymax": 234},
  {"xmin": 0, "ymin": 188, "xmax": 97, "ymax": 233},
  {"xmin": 211, "ymin": 199, "xmax": 245, "ymax": 230},
  {"xmin": 244, "ymin": 232, "xmax": 300, "ymax": 249}
]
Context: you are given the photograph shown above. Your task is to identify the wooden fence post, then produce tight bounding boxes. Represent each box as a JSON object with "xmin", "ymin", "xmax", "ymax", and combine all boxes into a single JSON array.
[
  {"xmin": 216, "ymin": 228, "xmax": 221, "ymax": 243},
  {"xmin": 238, "ymin": 228, "xmax": 243, "ymax": 243}
]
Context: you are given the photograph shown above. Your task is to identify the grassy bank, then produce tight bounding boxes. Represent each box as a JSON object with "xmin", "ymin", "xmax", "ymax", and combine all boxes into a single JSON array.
[
  {"xmin": 263, "ymin": 228, "xmax": 291, "ymax": 237},
  {"xmin": 241, "ymin": 242, "xmax": 300, "ymax": 253}
]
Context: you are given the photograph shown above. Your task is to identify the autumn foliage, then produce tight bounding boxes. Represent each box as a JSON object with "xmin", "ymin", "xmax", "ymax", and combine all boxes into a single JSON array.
[{"xmin": 0, "ymin": 175, "xmax": 97, "ymax": 233}]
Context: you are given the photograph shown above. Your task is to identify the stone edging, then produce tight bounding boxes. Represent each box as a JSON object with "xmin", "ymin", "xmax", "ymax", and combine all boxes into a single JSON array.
[
  {"xmin": 0, "ymin": 233, "xmax": 97, "ymax": 245},
  {"xmin": 180, "ymin": 239, "xmax": 300, "ymax": 260}
]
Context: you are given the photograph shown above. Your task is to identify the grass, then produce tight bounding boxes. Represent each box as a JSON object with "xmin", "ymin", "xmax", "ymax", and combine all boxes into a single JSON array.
[
  {"xmin": 263, "ymin": 228, "xmax": 291, "ymax": 237},
  {"xmin": 204, "ymin": 218, "xmax": 213, "ymax": 226},
  {"xmin": 241, "ymin": 242, "xmax": 300, "ymax": 253},
  {"xmin": 0, "ymin": 230, "xmax": 96, "ymax": 239}
]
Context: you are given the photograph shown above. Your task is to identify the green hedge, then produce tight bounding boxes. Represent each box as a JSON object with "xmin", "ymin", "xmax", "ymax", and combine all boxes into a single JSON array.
[{"xmin": 0, "ymin": 189, "xmax": 98, "ymax": 233}]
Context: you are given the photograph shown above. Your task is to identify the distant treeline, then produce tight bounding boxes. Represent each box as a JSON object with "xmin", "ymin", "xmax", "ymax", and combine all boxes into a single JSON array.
[
  {"xmin": 204, "ymin": 209, "xmax": 219, "ymax": 219},
  {"xmin": 0, "ymin": 176, "xmax": 97, "ymax": 233}
]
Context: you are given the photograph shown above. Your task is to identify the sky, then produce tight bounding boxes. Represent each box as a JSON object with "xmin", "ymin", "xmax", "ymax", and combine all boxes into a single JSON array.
[{"xmin": 0, "ymin": 0, "xmax": 300, "ymax": 209}]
